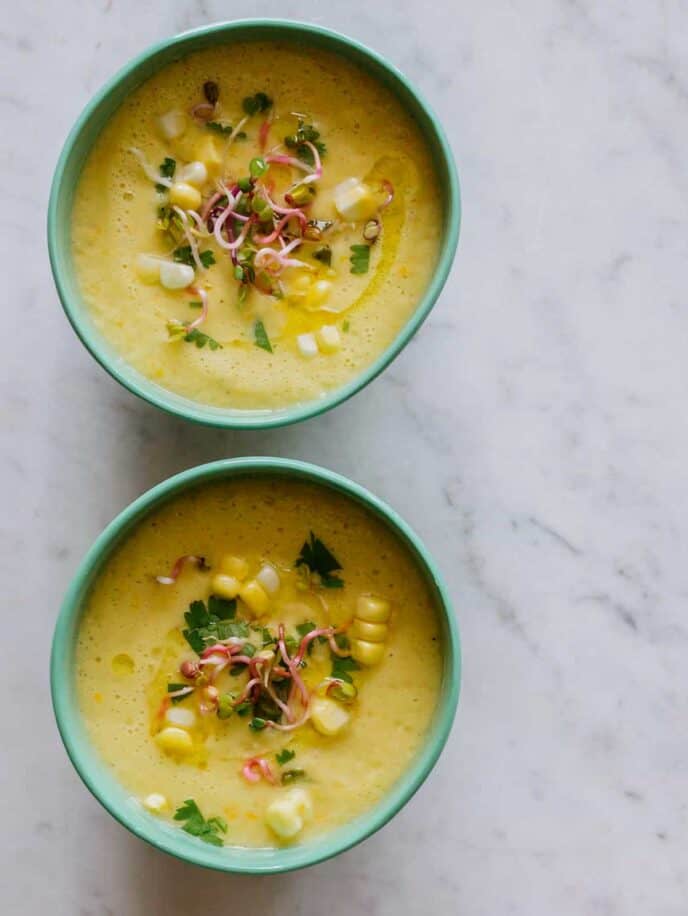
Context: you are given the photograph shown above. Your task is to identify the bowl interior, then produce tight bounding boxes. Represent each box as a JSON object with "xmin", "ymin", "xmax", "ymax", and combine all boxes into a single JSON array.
[
  {"xmin": 51, "ymin": 458, "xmax": 460, "ymax": 872},
  {"xmin": 48, "ymin": 19, "xmax": 460, "ymax": 429}
]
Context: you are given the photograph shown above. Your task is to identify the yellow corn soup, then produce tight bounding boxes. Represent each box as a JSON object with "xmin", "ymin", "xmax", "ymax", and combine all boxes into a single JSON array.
[
  {"xmin": 71, "ymin": 41, "xmax": 442, "ymax": 410},
  {"xmin": 76, "ymin": 477, "xmax": 442, "ymax": 847}
]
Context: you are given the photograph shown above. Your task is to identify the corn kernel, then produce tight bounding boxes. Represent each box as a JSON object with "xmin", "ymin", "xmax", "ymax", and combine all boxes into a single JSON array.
[
  {"xmin": 159, "ymin": 261, "xmax": 194, "ymax": 290},
  {"xmin": 351, "ymin": 619, "xmax": 388, "ymax": 643},
  {"xmin": 310, "ymin": 697, "xmax": 350, "ymax": 736},
  {"xmin": 155, "ymin": 726, "xmax": 193, "ymax": 756},
  {"xmin": 194, "ymin": 135, "xmax": 223, "ymax": 175},
  {"xmin": 317, "ymin": 324, "xmax": 342, "ymax": 353},
  {"xmin": 158, "ymin": 109, "xmax": 187, "ymax": 140},
  {"xmin": 307, "ymin": 279, "xmax": 332, "ymax": 307},
  {"xmin": 333, "ymin": 177, "xmax": 378, "ymax": 221},
  {"xmin": 265, "ymin": 788, "xmax": 313, "ymax": 839},
  {"xmin": 211, "ymin": 573, "xmax": 241, "ymax": 599},
  {"xmin": 356, "ymin": 595, "xmax": 391, "ymax": 624},
  {"xmin": 142, "ymin": 793, "xmax": 168, "ymax": 814},
  {"xmin": 351, "ymin": 638, "xmax": 386, "ymax": 666},
  {"xmin": 256, "ymin": 563, "xmax": 280, "ymax": 595},
  {"xmin": 179, "ymin": 161, "xmax": 208, "ymax": 187},
  {"xmin": 220, "ymin": 555, "xmax": 249, "ymax": 579},
  {"xmin": 297, "ymin": 332, "xmax": 319, "ymax": 359},
  {"xmin": 164, "ymin": 706, "xmax": 196, "ymax": 728},
  {"xmin": 168, "ymin": 181, "xmax": 202, "ymax": 210},
  {"xmin": 239, "ymin": 579, "xmax": 270, "ymax": 616}
]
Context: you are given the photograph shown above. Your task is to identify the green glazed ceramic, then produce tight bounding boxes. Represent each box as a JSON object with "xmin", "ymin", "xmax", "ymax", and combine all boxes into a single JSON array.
[
  {"xmin": 51, "ymin": 458, "xmax": 460, "ymax": 872},
  {"xmin": 47, "ymin": 19, "xmax": 461, "ymax": 428}
]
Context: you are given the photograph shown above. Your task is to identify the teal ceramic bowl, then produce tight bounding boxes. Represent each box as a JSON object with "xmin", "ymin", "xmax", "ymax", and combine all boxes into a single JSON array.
[
  {"xmin": 47, "ymin": 19, "xmax": 460, "ymax": 429},
  {"xmin": 51, "ymin": 458, "xmax": 460, "ymax": 872}
]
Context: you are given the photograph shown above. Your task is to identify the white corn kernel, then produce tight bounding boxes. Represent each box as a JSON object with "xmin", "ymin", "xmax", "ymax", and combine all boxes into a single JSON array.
[
  {"xmin": 164, "ymin": 706, "xmax": 196, "ymax": 728},
  {"xmin": 356, "ymin": 595, "xmax": 391, "ymax": 624},
  {"xmin": 159, "ymin": 261, "xmax": 194, "ymax": 290},
  {"xmin": 179, "ymin": 160, "xmax": 208, "ymax": 187},
  {"xmin": 297, "ymin": 332, "xmax": 319, "ymax": 359},
  {"xmin": 256, "ymin": 563, "xmax": 280, "ymax": 595},
  {"xmin": 136, "ymin": 253, "xmax": 162, "ymax": 284},
  {"xmin": 158, "ymin": 109, "xmax": 187, "ymax": 140},
  {"xmin": 142, "ymin": 793, "xmax": 168, "ymax": 814},
  {"xmin": 220, "ymin": 555, "xmax": 249, "ymax": 579},
  {"xmin": 239, "ymin": 579, "xmax": 270, "ymax": 616},
  {"xmin": 168, "ymin": 181, "xmax": 202, "ymax": 210},
  {"xmin": 317, "ymin": 324, "xmax": 341, "ymax": 353},
  {"xmin": 155, "ymin": 726, "xmax": 193, "ymax": 756},
  {"xmin": 310, "ymin": 696, "xmax": 350, "ymax": 736},
  {"xmin": 211, "ymin": 573, "xmax": 241, "ymax": 599},
  {"xmin": 351, "ymin": 619, "xmax": 388, "ymax": 643},
  {"xmin": 333, "ymin": 177, "xmax": 378, "ymax": 222},
  {"xmin": 351, "ymin": 638, "xmax": 386, "ymax": 667},
  {"xmin": 265, "ymin": 788, "xmax": 313, "ymax": 840},
  {"xmin": 194, "ymin": 135, "xmax": 223, "ymax": 175}
]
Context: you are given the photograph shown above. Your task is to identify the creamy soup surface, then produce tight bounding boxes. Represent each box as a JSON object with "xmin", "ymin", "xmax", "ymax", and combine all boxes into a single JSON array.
[
  {"xmin": 72, "ymin": 41, "xmax": 442, "ymax": 410},
  {"xmin": 76, "ymin": 478, "xmax": 443, "ymax": 848}
]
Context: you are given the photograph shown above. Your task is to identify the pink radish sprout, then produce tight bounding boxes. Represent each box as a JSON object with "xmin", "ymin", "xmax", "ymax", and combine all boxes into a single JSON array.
[
  {"xmin": 242, "ymin": 757, "xmax": 276, "ymax": 784},
  {"xmin": 184, "ymin": 285, "xmax": 208, "ymax": 331},
  {"xmin": 155, "ymin": 555, "xmax": 207, "ymax": 585}
]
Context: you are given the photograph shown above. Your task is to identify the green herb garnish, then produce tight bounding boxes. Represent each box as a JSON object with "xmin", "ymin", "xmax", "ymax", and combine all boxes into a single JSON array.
[
  {"xmin": 295, "ymin": 532, "xmax": 344, "ymax": 588},
  {"xmin": 217, "ymin": 694, "xmax": 234, "ymax": 720},
  {"xmin": 173, "ymin": 799, "xmax": 227, "ymax": 846},
  {"xmin": 331, "ymin": 654, "xmax": 360, "ymax": 684},
  {"xmin": 295, "ymin": 620, "xmax": 327, "ymax": 655},
  {"xmin": 156, "ymin": 156, "xmax": 176, "ymax": 191},
  {"xmin": 183, "ymin": 328, "xmax": 222, "ymax": 351},
  {"xmin": 249, "ymin": 156, "xmax": 268, "ymax": 178},
  {"xmin": 350, "ymin": 244, "xmax": 371, "ymax": 275},
  {"xmin": 234, "ymin": 700, "xmax": 253, "ymax": 717},
  {"xmin": 281, "ymin": 769, "xmax": 306, "ymax": 784},
  {"xmin": 188, "ymin": 300, "xmax": 203, "ymax": 309},
  {"xmin": 167, "ymin": 682, "xmax": 192, "ymax": 704},
  {"xmin": 284, "ymin": 121, "xmax": 326, "ymax": 166},
  {"xmin": 242, "ymin": 92, "xmax": 273, "ymax": 116},
  {"xmin": 254, "ymin": 320, "xmax": 273, "ymax": 353},
  {"xmin": 182, "ymin": 598, "xmax": 242, "ymax": 654},
  {"xmin": 206, "ymin": 121, "xmax": 233, "ymax": 135},
  {"xmin": 276, "ymin": 748, "xmax": 295, "ymax": 766},
  {"xmin": 249, "ymin": 717, "xmax": 267, "ymax": 731},
  {"xmin": 313, "ymin": 245, "xmax": 332, "ymax": 266},
  {"xmin": 173, "ymin": 246, "xmax": 216, "ymax": 268},
  {"xmin": 342, "ymin": 320, "xmax": 350, "ymax": 332}
]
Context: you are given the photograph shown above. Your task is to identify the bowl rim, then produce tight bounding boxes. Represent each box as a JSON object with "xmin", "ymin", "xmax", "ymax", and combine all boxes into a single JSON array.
[
  {"xmin": 51, "ymin": 457, "xmax": 461, "ymax": 873},
  {"xmin": 47, "ymin": 18, "xmax": 461, "ymax": 429}
]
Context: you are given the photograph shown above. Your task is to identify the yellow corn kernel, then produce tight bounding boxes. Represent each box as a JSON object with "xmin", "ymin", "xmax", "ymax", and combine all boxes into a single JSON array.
[
  {"xmin": 317, "ymin": 324, "xmax": 341, "ymax": 353},
  {"xmin": 142, "ymin": 793, "xmax": 168, "ymax": 814},
  {"xmin": 306, "ymin": 279, "xmax": 333, "ymax": 308},
  {"xmin": 168, "ymin": 181, "xmax": 202, "ymax": 210},
  {"xmin": 220, "ymin": 555, "xmax": 249, "ymax": 579},
  {"xmin": 265, "ymin": 789, "xmax": 313, "ymax": 839},
  {"xmin": 157, "ymin": 110, "xmax": 187, "ymax": 140},
  {"xmin": 239, "ymin": 579, "xmax": 270, "ymax": 616},
  {"xmin": 351, "ymin": 638, "xmax": 386, "ymax": 666},
  {"xmin": 333, "ymin": 178, "xmax": 378, "ymax": 221},
  {"xmin": 355, "ymin": 595, "xmax": 391, "ymax": 624},
  {"xmin": 351, "ymin": 619, "xmax": 388, "ymax": 643},
  {"xmin": 310, "ymin": 697, "xmax": 350, "ymax": 736},
  {"xmin": 211, "ymin": 573, "xmax": 241, "ymax": 599},
  {"xmin": 155, "ymin": 726, "xmax": 193, "ymax": 756},
  {"xmin": 194, "ymin": 135, "xmax": 223, "ymax": 175}
]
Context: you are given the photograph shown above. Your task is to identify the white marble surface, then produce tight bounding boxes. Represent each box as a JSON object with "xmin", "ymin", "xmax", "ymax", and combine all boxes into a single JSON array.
[{"xmin": 2, "ymin": 1, "xmax": 687, "ymax": 913}]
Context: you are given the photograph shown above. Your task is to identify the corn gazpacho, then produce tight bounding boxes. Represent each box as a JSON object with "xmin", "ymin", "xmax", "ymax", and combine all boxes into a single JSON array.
[
  {"xmin": 76, "ymin": 478, "xmax": 442, "ymax": 847},
  {"xmin": 71, "ymin": 42, "xmax": 442, "ymax": 409}
]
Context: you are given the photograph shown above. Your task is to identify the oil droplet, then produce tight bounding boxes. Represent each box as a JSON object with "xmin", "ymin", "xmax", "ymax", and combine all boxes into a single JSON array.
[{"xmin": 112, "ymin": 653, "xmax": 135, "ymax": 676}]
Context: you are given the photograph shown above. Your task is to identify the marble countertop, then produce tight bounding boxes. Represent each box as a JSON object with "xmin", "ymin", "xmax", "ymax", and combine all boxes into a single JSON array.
[{"xmin": 3, "ymin": 1, "xmax": 687, "ymax": 913}]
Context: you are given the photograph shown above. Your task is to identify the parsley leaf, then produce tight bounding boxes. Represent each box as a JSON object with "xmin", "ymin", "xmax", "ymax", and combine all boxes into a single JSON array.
[
  {"xmin": 254, "ymin": 320, "xmax": 273, "ymax": 353},
  {"xmin": 167, "ymin": 682, "xmax": 193, "ymax": 704},
  {"xmin": 295, "ymin": 532, "xmax": 344, "ymax": 588},
  {"xmin": 173, "ymin": 246, "xmax": 216, "ymax": 268},
  {"xmin": 156, "ymin": 157, "xmax": 176, "ymax": 191},
  {"xmin": 295, "ymin": 619, "xmax": 327, "ymax": 654},
  {"xmin": 243, "ymin": 92, "xmax": 273, "ymax": 116},
  {"xmin": 313, "ymin": 245, "xmax": 332, "ymax": 266},
  {"xmin": 276, "ymin": 748, "xmax": 295, "ymax": 766},
  {"xmin": 331, "ymin": 654, "xmax": 360, "ymax": 683},
  {"xmin": 350, "ymin": 244, "xmax": 371, "ymax": 275},
  {"xmin": 182, "ymin": 598, "xmax": 239, "ymax": 653},
  {"xmin": 173, "ymin": 799, "xmax": 227, "ymax": 846}
]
